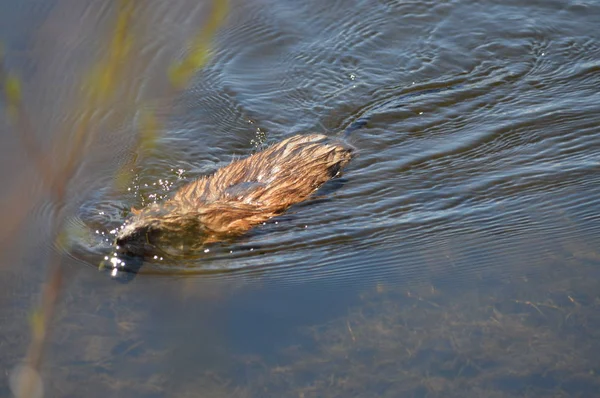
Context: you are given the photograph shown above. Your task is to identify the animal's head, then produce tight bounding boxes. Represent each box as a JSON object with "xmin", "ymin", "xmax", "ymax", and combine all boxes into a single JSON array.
[{"xmin": 115, "ymin": 203, "xmax": 206, "ymax": 258}]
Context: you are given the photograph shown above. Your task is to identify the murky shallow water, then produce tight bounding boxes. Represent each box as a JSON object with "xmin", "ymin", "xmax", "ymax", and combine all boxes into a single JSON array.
[{"xmin": 1, "ymin": 0, "xmax": 600, "ymax": 396}]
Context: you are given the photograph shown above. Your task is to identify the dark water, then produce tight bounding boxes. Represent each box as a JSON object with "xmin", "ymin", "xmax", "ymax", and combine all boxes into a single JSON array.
[{"xmin": 2, "ymin": 0, "xmax": 600, "ymax": 396}]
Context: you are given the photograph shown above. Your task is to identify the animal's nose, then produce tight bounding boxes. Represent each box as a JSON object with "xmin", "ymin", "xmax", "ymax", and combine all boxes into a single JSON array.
[
  {"xmin": 114, "ymin": 227, "xmax": 146, "ymax": 253},
  {"xmin": 114, "ymin": 236, "xmax": 129, "ymax": 252},
  {"xmin": 114, "ymin": 235, "xmax": 140, "ymax": 257},
  {"xmin": 115, "ymin": 236, "xmax": 129, "ymax": 249}
]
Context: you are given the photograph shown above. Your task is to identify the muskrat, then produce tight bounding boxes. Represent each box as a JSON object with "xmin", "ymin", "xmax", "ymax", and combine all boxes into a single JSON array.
[{"xmin": 115, "ymin": 133, "xmax": 354, "ymax": 258}]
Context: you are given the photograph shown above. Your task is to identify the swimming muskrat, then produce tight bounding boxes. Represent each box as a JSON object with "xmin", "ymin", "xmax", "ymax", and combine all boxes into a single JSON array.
[{"xmin": 115, "ymin": 133, "xmax": 354, "ymax": 258}]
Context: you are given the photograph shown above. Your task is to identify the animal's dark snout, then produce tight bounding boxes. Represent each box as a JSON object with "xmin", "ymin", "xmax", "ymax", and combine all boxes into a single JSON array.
[
  {"xmin": 115, "ymin": 233, "xmax": 135, "ymax": 248},
  {"xmin": 114, "ymin": 223, "xmax": 167, "ymax": 259},
  {"xmin": 115, "ymin": 227, "xmax": 149, "ymax": 257},
  {"xmin": 103, "ymin": 227, "xmax": 150, "ymax": 282},
  {"xmin": 115, "ymin": 234, "xmax": 135, "ymax": 254}
]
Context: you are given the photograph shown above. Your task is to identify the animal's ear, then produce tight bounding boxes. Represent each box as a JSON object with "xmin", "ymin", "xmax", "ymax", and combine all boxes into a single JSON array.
[{"xmin": 130, "ymin": 206, "xmax": 141, "ymax": 215}]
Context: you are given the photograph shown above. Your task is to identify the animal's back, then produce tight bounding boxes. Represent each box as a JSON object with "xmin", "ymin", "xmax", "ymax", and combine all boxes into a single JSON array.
[
  {"xmin": 171, "ymin": 134, "xmax": 353, "ymax": 235},
  {"xmin": 116, "ymin": 133, "xmax": 354, "ymax": 257}
]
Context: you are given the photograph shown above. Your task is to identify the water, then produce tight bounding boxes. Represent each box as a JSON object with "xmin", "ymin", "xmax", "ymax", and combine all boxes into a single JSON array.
[{"xmin": 1, "ymin": 0, "xmax": 600, "ymax": 396}]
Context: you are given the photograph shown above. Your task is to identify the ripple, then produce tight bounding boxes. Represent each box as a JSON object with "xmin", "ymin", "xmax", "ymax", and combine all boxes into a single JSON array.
[{"xmin": 41, "ymin": 0, "xmax": 599, "ymax": 292}]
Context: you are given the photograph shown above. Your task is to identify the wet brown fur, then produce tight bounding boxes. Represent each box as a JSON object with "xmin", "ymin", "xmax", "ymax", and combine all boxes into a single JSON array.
[{"xmin": 116, "ymin": 134, "xmax": 353, "ymax": 256}]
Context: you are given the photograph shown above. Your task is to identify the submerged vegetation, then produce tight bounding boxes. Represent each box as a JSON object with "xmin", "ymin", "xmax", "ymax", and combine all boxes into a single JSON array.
[{"xmin": 23, "ymin": 242, "xmax": 600, "ymax": 397}]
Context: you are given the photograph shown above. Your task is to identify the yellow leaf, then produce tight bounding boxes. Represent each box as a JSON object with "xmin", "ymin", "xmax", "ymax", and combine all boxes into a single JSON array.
[
  {"xmin": 4, "ymin": 74, "xmax": 22, "ymax": 118},
  {"xmin": 138, "ymin": 110, "xmax": 159, "ymax": 152},
  {"xmin": 29, "ymin": 309, "xmax": 45, "ymax": 341}
]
